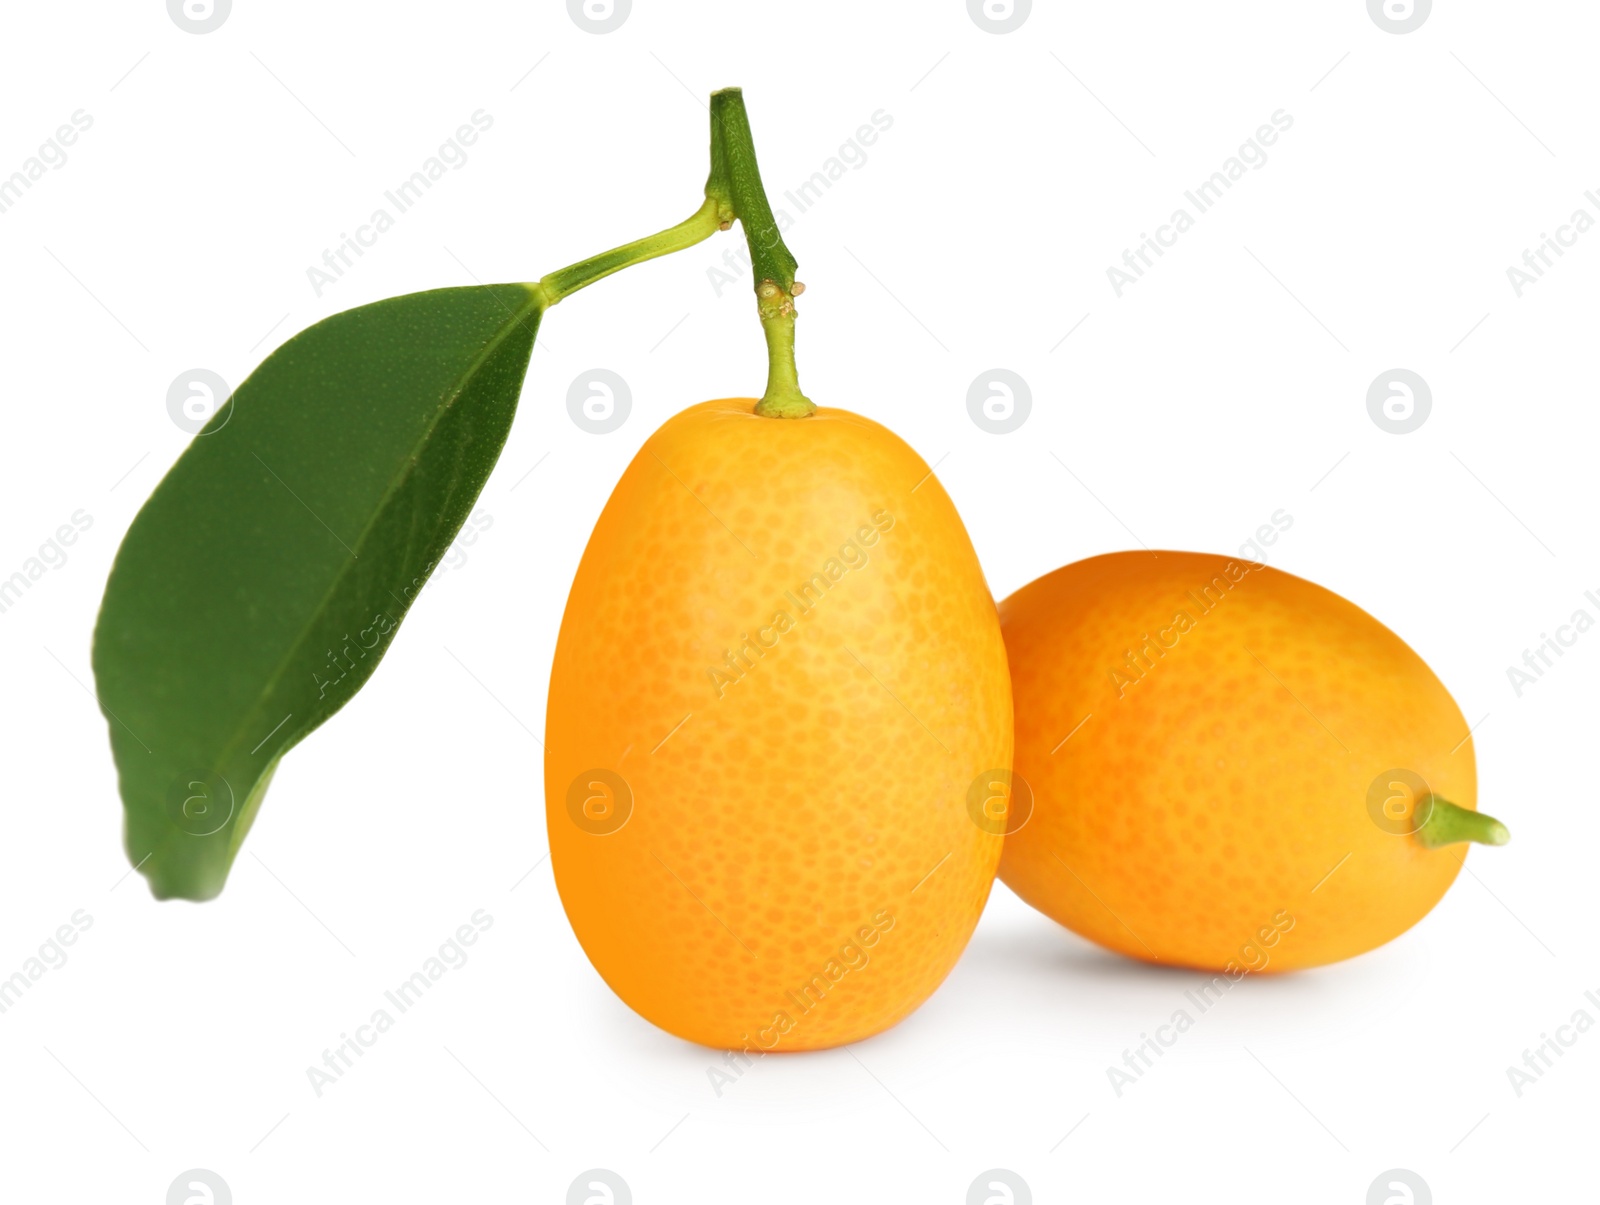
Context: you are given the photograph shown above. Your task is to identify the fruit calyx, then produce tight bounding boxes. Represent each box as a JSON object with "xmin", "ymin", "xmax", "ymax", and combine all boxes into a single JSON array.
[{"xmin": 1414, "ymin": 796, "xmax": 1511, "ymax": 849}]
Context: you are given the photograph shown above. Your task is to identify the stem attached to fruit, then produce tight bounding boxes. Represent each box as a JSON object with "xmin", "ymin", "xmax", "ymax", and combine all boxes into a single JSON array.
[
  {"xmin": 1414, "ymin": 796, "xmax": 1511, "ymax": 849},
  {"xmin": 527, "ymin": 87, "xmax": 812, "ymax": 416},
  {"xmin": 706, "ymin": 88, "xmax": 814, "ymax": 418}
]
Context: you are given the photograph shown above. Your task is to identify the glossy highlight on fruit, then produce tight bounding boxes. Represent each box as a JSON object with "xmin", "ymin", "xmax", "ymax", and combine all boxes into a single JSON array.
[
  {"xmin": 546, "ymin": 398, "xmax": 1011, "ymax": 1049},
  {"xmin": 998, "ymin": 550, "xmax": 1508, "ymax": 973}
]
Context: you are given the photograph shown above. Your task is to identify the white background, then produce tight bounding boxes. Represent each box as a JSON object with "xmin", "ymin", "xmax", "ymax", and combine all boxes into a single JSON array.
[{"xmin": 0, "ymin": 1, "xmax": 1592, "ymax": 1202}]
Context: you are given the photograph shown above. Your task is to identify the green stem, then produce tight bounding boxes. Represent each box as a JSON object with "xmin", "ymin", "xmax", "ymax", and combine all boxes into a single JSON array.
[
  {"xmin": 534, "ymin": 196, "xmax": 725, "ymax": 307},
  {"xmin": 1415, "ymin": 796, "xmax": 1511, "ymax": 849},
  {"xmin": 757, "ymin": 301, "xmax": 809, "ymax": 417},
  {"xmin": 707, "ymin": 87, "xmax": 814, "ymax": 419},
  {"xmin": 527, "ymin": 87, "xmax": 813, "ymax": 418}
]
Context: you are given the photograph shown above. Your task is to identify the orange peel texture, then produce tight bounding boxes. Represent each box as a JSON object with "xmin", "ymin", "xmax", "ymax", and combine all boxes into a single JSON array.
[
  {"xmin": 546, "ymin": 399, "xmax": 1012, "ymax": 1049},
  {"xmin": 999, "ymin": 551, "xmax": 1479, "ymax": 974}
]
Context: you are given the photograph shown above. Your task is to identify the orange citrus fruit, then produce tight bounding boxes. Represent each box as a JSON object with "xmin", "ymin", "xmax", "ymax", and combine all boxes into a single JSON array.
[
  {"xmin": 546, "ymin": 398, "xmax": 1011, "ymax": 1049},
  {"xmin": 998, "ymin": 550, "xmax": 1508, "ymax": 973}
]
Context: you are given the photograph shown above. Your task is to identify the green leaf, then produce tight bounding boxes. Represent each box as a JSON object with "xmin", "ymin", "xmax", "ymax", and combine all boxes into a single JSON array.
[{"xmin": 92, "ymin": 283, "xmax": 542, "ymax": 900}]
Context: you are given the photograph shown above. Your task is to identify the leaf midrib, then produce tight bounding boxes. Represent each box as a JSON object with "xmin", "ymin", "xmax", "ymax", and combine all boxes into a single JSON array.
[{"xmin": 140, "ymin": 285, "xmax": 540, "ymax": 865}]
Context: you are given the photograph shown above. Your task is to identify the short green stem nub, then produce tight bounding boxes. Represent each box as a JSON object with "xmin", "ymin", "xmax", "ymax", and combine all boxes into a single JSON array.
[
  {"xmin": 1415, "ymin": 797, "xmax": 1511, "ymax": 849},
  {"xmin": 752, "ymin": 284, "xmax": 814, "ymax": 418}
]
